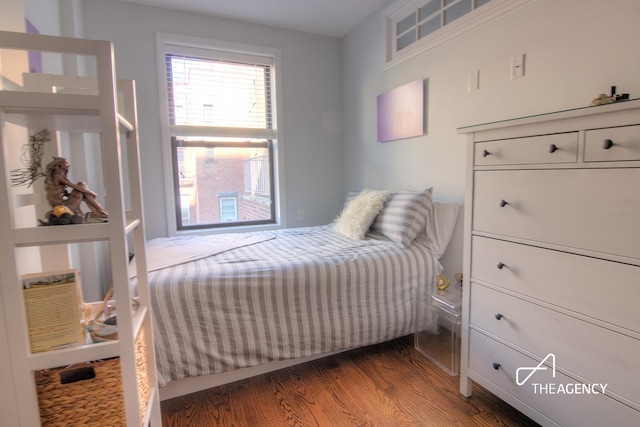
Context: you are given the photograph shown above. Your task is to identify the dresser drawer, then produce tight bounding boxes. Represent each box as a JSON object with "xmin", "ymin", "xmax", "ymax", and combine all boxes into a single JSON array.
[
  {"xmin": 475, "ymin": 132, "xmax": 578, "ymax": 166},
  {"xmin": 470, "ymin": 236, "xmax": 640, "ymax": 333},
  {"xmin": 469, "ymin": 330, "xmax": 640, "ymax": 427},
  {"xmin": 473, "ymin": 169, "xmax": 640, "ymax": 259},
  {"xmin": 470, "ymin": 284, "xmax": 640, "ymax": 402},
  {"xmin": 585, "ymin": 125, "xmax": 640, "ymax": 162}
]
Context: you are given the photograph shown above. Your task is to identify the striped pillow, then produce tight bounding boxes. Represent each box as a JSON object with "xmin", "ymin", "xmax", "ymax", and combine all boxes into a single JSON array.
[{"xmin": 371, "ymin": 188, "xmax": 433, "ymax": 247}]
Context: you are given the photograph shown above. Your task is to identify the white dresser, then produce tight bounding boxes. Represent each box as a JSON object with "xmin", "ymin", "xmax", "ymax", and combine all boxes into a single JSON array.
[{"xmin": 458, "ymin": 100, "xmax": 640, "ymax": 426}]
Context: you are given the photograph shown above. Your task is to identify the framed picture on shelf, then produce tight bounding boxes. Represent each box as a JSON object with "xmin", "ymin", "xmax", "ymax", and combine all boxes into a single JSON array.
[{"xmin": 22, "ymin": 269, "xmax": 84, "ymax": 353}]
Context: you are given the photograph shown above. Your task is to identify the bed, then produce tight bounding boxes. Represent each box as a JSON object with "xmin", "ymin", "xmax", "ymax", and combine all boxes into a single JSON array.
[{"xmin": 141, "ymin": 189, "xmax": 459, "ymax": 400}]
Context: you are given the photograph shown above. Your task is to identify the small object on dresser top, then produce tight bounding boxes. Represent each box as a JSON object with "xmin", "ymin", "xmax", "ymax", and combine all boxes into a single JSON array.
[{"xmin": 590, "ymin": 93, "xmax": 614, "ymax": 106}]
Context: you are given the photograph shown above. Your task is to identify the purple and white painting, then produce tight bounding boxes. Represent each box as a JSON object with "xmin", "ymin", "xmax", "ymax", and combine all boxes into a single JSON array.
[{"xmin": 377, "ymin": 79, "xmax": 424, "ymax": 143}]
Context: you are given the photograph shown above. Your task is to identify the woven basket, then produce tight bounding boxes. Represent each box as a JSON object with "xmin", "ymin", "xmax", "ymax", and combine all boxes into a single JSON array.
[
  {"xmin": 135, "ymin": 326, "xmax": 151, "ymax": 425},
  {"xmin": 35, "ymin": 325, "xmax": 150, "ymax": 426}
]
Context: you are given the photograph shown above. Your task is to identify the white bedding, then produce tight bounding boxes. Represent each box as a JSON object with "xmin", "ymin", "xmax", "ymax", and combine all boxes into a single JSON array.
[{"xmin": 145, "ymin": 231, "xmax": 275, "ymax": 273}]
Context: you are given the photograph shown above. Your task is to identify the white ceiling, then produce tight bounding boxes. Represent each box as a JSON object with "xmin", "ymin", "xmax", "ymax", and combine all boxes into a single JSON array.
[{"xmin": 119, "ymin": 0, "xmax": 390, "ymax": 38}]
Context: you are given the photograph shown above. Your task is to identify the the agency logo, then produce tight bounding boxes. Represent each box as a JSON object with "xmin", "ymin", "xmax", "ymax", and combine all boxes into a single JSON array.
[
  {"xmin": 516, "ymin": 353, "xmax": 608, "ymax": 395},
  {"xmin": 516, "ymin": 353, "xmax": 555, "ymax": 385}
]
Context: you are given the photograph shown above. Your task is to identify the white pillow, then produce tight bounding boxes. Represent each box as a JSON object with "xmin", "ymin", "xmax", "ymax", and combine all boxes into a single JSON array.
[
  {"xmin": 334, "ymin": 189, "xmax": 390, "ymax": 240},
  {"xmin": 422, "ymin": 201, "xmax": 460, "ymax": 258}
]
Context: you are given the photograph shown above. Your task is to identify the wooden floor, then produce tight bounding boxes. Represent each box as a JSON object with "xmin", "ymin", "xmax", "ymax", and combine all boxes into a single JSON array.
[{"xmin": 161, "ymin": 335, "xmax": 539, "ymax": 426}]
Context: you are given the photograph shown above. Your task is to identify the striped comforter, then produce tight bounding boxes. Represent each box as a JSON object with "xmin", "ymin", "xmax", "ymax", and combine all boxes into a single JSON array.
[{"xmin": 148, "ymin": 225, "xmax": 441, "ymax": 387}]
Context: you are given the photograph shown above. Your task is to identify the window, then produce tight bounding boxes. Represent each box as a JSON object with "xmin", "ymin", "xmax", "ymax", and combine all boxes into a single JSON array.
[
  {"xmin": 393, "ymin": 0, "xmax": 492, "ymax": 53},
  {"xmin": 219, "ymin": 196, "xmax": 238, "ymax": 222},
  {"xmin": 383, "ymin": 0, "xmax": 531, "ymax": 69},
  {"xmin": 157, "ymin": 34, "xmax": 282, "ymax": 231},
  {"xmin": 180, "ymin": 194, "xmax": 191, "ymax": 225}
]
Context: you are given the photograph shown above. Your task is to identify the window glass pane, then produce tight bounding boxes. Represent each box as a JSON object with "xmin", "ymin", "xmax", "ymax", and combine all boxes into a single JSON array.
[
  {"xmin": 219, "ymin": 197, "xmax": 238, "ymax": 222},
  {"xmin": 476, "ymin": 0, "xmax": 491, "ymax": 7},
  {"xmin": 444, "ymin": 0, "xmax": 472, "ymax": 24},
  {"xmin": 180, "ymin": 194, "xmax": 191, "ymax": 225},
  {"xmin": 205, "ymin": 147, "xmax": 216, "ymax": 163},
  {"xmin": 397, "ymin": 13, "xmax": 416, "ymax": 34},
  {"xmin": 419, "ymin": 16, "xmax": 441, "ymax": 39},
  {"xmin": 203, "ymin": 104, "xmax": 214, "ymax": 123},
  {"xmin": 173, "ymin": 139, "xmax": 273, "ymax": 228},
  {"xmin": 397, "ymin": 29, "xmax": 416, "ymax": 51},
  {"xmin": 444, "ymin": 0, "xmax": 456, "ymax": 6},
  {"xmin": 168, "ymin": 55, "xmax": 270, "ymax": 129},
  {"xmin": 419, "ymin": 0, "xmax": 441, "ymax": 21}
]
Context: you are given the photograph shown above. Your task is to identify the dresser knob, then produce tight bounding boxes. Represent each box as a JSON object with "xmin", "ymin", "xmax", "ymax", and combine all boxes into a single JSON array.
[
  {"xmin": 499, "ymin": 199, "xmax": 508, "ymax": 207},
  {"xmin": 548, "ymin": 144, "xmax": 558, "ymax": 153},
  {"xmin": 496, "ymin": 262, "xmax": 505, "ymax": 270},
  {"xmin": 602, "ymin": 139, "xmax": 614, "ymax": 149},
  {"xmin": 493, "ymin": 362, "xmax": 501, "ymax": 370},
  {"xmin": 482, "ymin": 149, "xmax": 490, "ymax": 157},
  {"xmin": 495, "ymin": 313, "xmax": 503, "ymax": 320}
]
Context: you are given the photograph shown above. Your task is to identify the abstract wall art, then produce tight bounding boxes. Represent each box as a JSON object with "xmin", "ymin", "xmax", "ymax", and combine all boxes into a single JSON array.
[{"xmin": 377, "ymin": 79, "xmax": 425, "ymax": 143}]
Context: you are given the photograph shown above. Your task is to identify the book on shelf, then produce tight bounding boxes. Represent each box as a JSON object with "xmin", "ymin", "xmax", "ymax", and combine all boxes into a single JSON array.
[{"xmin": 22, "ymin": 269, "xmax": 84, "ymax": 353}]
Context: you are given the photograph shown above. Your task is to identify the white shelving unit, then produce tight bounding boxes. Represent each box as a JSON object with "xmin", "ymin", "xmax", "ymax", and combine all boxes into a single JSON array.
[{"xmin": 0, "ymin": 31, "xmax": 161, "ymax": 426}]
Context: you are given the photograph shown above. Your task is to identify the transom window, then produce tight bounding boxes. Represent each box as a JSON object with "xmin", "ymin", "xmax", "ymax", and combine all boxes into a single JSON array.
[
  {"xmin": 395, "ymin": 0, "xmax": 492, "ymax": 52},
  {"xmin": 383, "ymin": 0, "xmax": 531, "ymax": 69},
  {"xmin": 158, "ymin": 34, "xmax": 281, "ymax": 231}
]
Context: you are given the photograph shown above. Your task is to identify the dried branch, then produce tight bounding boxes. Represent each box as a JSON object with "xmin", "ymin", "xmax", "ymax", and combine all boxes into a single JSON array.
[{"xmin": 10, "ymin": 129, "xmax": 50, "ymax": 187}]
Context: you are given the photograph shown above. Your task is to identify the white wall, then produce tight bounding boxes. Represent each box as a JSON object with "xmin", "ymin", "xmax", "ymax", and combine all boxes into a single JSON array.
[
  {"xmin": 342, "ymin": 0, "xmax": 640, "ymax": 277},
  {"xmin": 78, "ymin": 0, "xmax": 345, "ymax": 239}
]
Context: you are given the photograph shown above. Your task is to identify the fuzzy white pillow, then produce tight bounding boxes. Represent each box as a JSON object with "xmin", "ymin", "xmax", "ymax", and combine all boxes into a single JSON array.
[{"xmin": 333, "ymin": 189, "xmax": 390, "ymax": 240}]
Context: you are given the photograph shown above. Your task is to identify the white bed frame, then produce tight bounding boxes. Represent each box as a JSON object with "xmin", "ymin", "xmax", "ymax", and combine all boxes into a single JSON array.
[{"xmin": 159, "ymin": 348, "xmax": 344, "ymax": 400}]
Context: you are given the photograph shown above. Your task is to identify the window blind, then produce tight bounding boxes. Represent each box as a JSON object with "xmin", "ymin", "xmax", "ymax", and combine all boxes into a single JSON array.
[{"xmin": 164, "ymin": 49, "xmax": 274, "ymax": 138}]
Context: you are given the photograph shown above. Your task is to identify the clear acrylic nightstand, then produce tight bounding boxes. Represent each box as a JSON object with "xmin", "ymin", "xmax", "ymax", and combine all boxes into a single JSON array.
[{"xmin": 415, "ymin": 284, "xmax": 462, "ymax": 375}]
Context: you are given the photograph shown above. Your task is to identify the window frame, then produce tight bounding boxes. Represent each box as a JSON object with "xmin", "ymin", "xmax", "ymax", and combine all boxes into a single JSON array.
[
  {"xmin": 382, "ymin": 0, "xmax": 532, "ymax": 70},
  {"xmin": 156, "ymin": 33, "xmax": 286, "ymax": 235}
]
